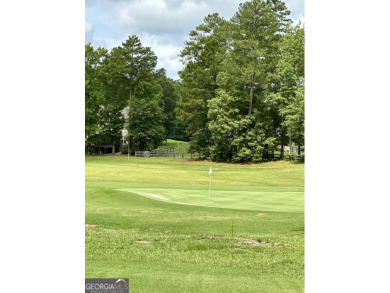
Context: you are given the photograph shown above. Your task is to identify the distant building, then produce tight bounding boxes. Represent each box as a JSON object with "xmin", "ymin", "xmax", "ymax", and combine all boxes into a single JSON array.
[
  {"xmin": 99, "ymin": 106, "xmax": 128, "ymax": 154},
  {"xmin": 119, "ymin": 106, "xmax": 129, "ymax": 145},
  {"xmin": 278, "ymin": 142, "xmax": 304, "ymax": 153}
]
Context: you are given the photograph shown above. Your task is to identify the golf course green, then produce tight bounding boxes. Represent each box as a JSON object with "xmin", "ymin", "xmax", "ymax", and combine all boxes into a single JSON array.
[{"xmin": 85, "ymin": 156, "xmax": 304, "ymax": 292}]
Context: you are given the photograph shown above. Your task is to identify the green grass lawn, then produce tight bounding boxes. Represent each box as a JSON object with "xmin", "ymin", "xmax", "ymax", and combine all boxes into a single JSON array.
[
  {"xmin": 156, "ymin": 139, "xmax": 190, "ymax": 150},
  {"xmin": 85, "ymin": 156, "xmax": 304, "ymax": 292}
]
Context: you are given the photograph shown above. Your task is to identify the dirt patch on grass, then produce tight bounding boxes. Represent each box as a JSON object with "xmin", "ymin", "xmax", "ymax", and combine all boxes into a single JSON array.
[
  {"xmin": 236, "ymin": 237, "xmax": 289, "ymax": 247},
  {"xmin": 199, "ymin": 234, "xmax": 288, "ymax": 247},
  {"xmin": 235, "ymin": 237, "xmax": 271, "ymax": 247},
  {"xmin": 85, "ymin": 224, "xmax": 98, "ymax": 228},
  {"xmin": 256, "ymin": 213, "xmax": 266, "ymax": 216},
  {"xmin": 134, "ymin": 240, "xmax": 166, "ymax": 244}
]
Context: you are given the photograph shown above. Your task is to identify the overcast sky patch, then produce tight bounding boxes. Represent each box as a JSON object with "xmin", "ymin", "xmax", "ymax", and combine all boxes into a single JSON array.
[
  {"xmin": 85, "ymin": 0, "xmax": 304, "ymax": 79},
  {"xmin": 85, "ymin": 21, "xmax": 94, "ymax": 43}
]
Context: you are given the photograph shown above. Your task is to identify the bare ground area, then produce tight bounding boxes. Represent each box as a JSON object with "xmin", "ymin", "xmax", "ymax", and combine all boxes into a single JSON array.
[{"xmin": 199, "ymin": 234, "xmax": 289, "ymax": 247}]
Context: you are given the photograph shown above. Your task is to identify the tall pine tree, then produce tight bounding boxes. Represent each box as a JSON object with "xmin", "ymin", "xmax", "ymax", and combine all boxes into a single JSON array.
[
  {"xmin": 107, "ymin": 36, "xmax": 158, "ymax": 154},
  {"xmin": 178, "ymin": 13, "xmax": 227, "ymax": 157}
]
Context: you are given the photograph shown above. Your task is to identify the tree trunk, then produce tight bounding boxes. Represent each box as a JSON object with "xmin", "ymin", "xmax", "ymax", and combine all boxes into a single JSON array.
[
  {"xmin": 212, "ymin": 74, "xmax": 217, "ymax": 98},
  {"xmin": 280, "ymin": 139, "xmax": 284, "ymax": 159},
  {"xmin": 289, "ymin": 137, "xmax": 292, "ymax": 154},
  {"xmin": 246, "ymin": 73, "xmax": 255, "ymax": 140},
  {"xmin": 112, "ymin": 145, "xmax": 115, "ymax": 154},
  {"xmin": 280, "ymin": 116, "xmax": 285, "ymax": 159},
  {"xmin": 128, "ymin": 86, "xmax": 133, "ymax": 156},
  {"xmin": 298, "ymin": 140, "xmax": 301, "ymax": 155},
  {"xmin": 248, "ymin": 28, "xmax": 257, "ymax": 116},
  {"xmin": 248, "ymin": 73, "xmax": 255, "ymax": 115}
]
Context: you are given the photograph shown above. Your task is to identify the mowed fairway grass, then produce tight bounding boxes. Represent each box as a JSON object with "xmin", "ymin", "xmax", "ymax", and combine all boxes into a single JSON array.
[{"xmin": 85, "ymin": 156, "xmax": 304, "ymax": 292}]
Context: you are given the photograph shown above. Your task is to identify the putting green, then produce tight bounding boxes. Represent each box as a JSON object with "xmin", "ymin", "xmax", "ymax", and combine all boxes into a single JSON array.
[{"xmin": 118, "ymin": 186, "xmax": 304, "ymax": 213}]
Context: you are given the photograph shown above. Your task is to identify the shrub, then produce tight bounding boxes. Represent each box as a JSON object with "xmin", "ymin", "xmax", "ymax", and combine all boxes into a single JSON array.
[
  {"xmin": 284, "ymin": 153, "xmax": 293, "ymax": 161},
  {"xmin": 120, "ymin": 144, "xmax": 128, "ymax": 154},
  {"xmin": 284, "ymin": 153, "xmax": 304, "ymax": 162},
  {"xmin": 175, "ymin": 143, "xmax": 189, "ymax": 153},
  {"xmin": 252, "ymin": 153, "xmax": 263, "ymax": 163}
]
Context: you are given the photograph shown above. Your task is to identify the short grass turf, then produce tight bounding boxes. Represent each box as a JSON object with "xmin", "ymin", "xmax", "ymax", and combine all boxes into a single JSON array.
[{"xmin": 85, "ymin": 156, "xmax": 304, "ymax": 292}]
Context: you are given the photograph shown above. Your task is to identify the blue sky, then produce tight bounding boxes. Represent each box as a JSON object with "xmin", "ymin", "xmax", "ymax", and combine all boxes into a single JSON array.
[{"xmin": 85, "ymin": 0, "xmax": 304, "ymax": 79}]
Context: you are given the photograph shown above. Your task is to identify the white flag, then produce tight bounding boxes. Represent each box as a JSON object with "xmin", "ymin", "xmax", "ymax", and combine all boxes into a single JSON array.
[{"xmin": 209, "ymin": 167, "xmax": 212, "ymax": 175}]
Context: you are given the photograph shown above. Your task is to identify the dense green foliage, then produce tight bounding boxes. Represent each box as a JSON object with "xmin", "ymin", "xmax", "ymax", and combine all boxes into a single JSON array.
[
  {"xmin": 178, "ymin": 0, "xmax": 304, "ymax": 162},
  {"xmin": 128, "ymin": 79, "xmax": 165, "ymax": 151},
  {"xmin": 85, "ymin": 44, "xmax": 127, "ymax": 154},
  {"xmin": 85, "ymin": 38, "xmax": 186, "ymax": 154},
  {"xmin": 178, "ymin": 13, "xmax": 227, "ymax": 157},
  {"xmin": 86, "ymin": 156, "xmax": 304, "ymax": 292},
  {"xmin": 85, "ymin": 0, "xmax": 304, "ymax": 161}
]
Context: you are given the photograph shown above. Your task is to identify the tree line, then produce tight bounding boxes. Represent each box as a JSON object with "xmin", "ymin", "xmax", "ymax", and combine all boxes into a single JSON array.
[
  {"xmin": 85, "ymin": 0, "xmax": 304, "ymax": 162},
  {"xmin": 85, "ymin": 38, "xmax": 188, "ymax": 155}
]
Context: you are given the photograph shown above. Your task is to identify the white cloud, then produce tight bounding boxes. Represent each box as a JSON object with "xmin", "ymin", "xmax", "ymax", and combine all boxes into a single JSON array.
[
  {"xmin": 107, "ymin": 0, "xmax": 243, "ymax": 79},
  {"xmin": 93, "ymin": 38, "xmax": 122, "ymax": 51},
  {"xmin": 114, "ymin": 0, "xmax": 211, "ymax": 38},
  {"xmin": 284, "ymin": 0, "xmax": 304, "ymax": 22},
  {"xmin": 86, "ymin": 0, "xmax": 305, "ymax": 79},
  {"xmin": 85, "ymin": 21, "xmax": 94, "ymax": 43},
  {"xmin": 141, "ymin": 34, "xmax": 183, "ymax": 79},
  {"xmin": 285, "ymin": 0, "xmax": 304, "ymax": 12}
]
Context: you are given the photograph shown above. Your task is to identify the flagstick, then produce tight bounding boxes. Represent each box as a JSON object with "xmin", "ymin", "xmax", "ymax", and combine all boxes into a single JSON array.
[
  {"xmin": 208, "ymin": 167, "xmax": 212, "ymax": 199},
  {"xmin": 209, "ymin": 174, "xmax": 211, "ymax": 199}
]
